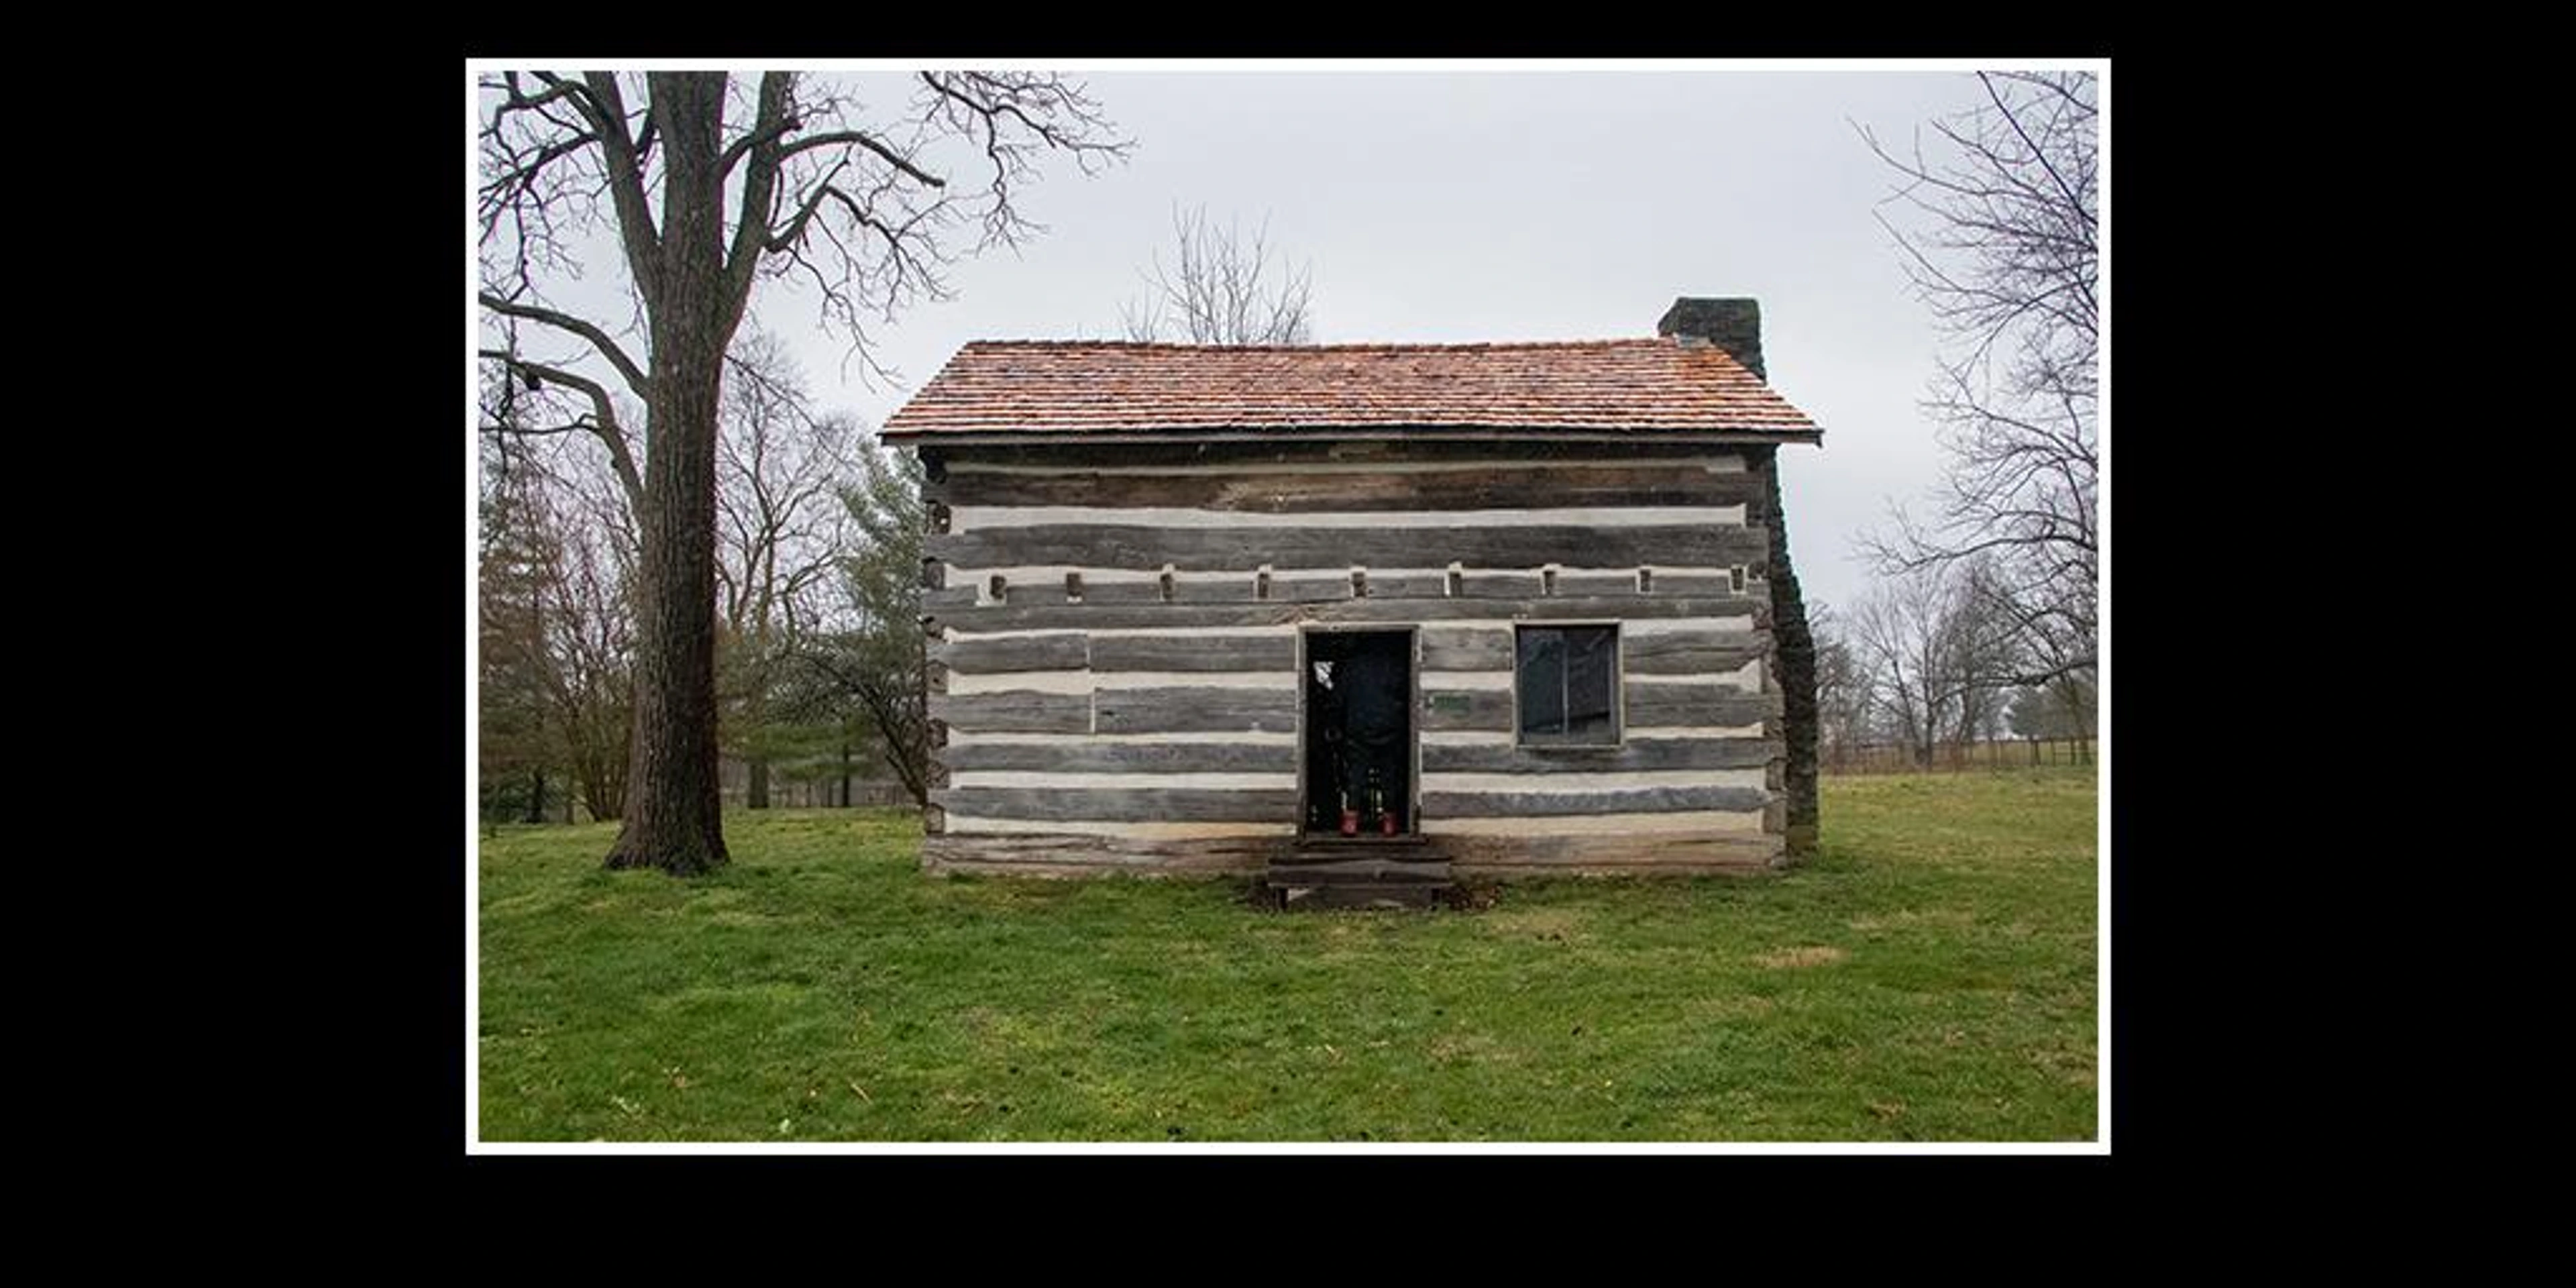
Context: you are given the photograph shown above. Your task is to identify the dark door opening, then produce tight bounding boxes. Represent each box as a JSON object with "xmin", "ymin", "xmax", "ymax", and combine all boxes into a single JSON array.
[{"xmin": 1302, "ymin": 630, "xmax": 1414, "ymax": 836}]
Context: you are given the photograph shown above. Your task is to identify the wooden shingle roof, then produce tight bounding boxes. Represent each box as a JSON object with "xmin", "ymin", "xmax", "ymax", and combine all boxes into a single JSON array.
[{"xmin": 879, "ymin": 338, "xmax": 1821, "ymax": 441}]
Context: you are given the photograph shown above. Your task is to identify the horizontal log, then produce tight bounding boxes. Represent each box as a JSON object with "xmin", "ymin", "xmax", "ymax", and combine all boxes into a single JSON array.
[
  {"xmin": 1460, "ymin": 570, "xmax": 1543, "ymax": 598},
  {"xmin": 1556, "ymin": 572, "xmax": 1643, "ymax": 598},
  {"xmin": 1419, "ymin": 627, "xmax": 1512, "ymax": 670},
  {"xmin": 1622, "ymin": 630, "xmax": 1771, "ymax": 674},
  {"xmin": 930, "ymin": 595, "xmax": 1766, "ymax": 634},
  {"xmin": 1201, "ymin": 576, "xmax": 1350, "ymax": 604},
  {"xmin": 1646, "ymin": 572, "xmax": 1733, "ymax": 597},
  {"xmin": 934, "ymin": 633, "xmax": 1089, "ymax": 672},
  {"xmin": 1444, "ymin": 832, "xmax": 1780, "ymax": 865},
  {"xmin": 1093, "ymin": 688, "xmax": 1299, "ymax": 734},
  {"xmin": 919, "ymin": 822, "xmax": 1786, "ymax": 876},
  {"xmin": 1624, "ymin": 686, "xmax": 1779, "ymax": 729},
  {"xmin": 1087, "ymin": 633, "xmax": 1299, "ymax": 672},
  {"xmin": 1418, "ymin": 688, "xmax": 1515, "ymax": 732},
  {"xmin": 979, "ymin": 570, "xmax": 1707, "ymax": 607},
  {"xmin": 941, "ymin": 739, "xmax": 1298, "ymax": 773},
  {"xmin": 929, "ymin": 441, "xmax": 1753, "ymax": 472},
  {"xmin": 1444, "ymin": 825, "xmax": 1783, "ymax": 873},
  {"xmin": 1421, "ymin": 737, "xmax": 1777, "ymax": 774},
  {"xmin": 1360, "ymin": 573, "xmax": 1453, "ymax": 600},
  {"xmin": 924, "ymin": 585, "xmax": 980, "ymax": 608},
  {"xmin": 928, "ymin": 690, "xmax": 1091, "ymax": 734},
  {"xmin": 1421, "ymin": 785, "xmax": 1771, "ymax": 816},
  {"xmin": 923, "ymin": 833, "xmax": 1289, "ymax": 874},
  {"xmin": 933, "ymin": 463, "xmax": 1766, "ymax": 513},
  {"xmin": 928, "ymin": 524, "xmax": 1770, "ymax": 576},
  {"xmin": 934, "ymin": 786, "xmax": 1299, "ymax": 823}
]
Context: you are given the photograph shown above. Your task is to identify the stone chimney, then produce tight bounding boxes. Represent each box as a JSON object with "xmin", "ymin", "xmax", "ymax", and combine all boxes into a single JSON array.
[
  {"xmin": 1658, "ymin": 294, "xmax": 1815, "ymax": 862},
  {"xmin": 1657, "ymin": 297, "xmax": 1764, "ymax": 380}
]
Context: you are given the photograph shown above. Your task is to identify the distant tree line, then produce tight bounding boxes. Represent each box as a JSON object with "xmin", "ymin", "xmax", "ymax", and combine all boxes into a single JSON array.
[{"xmin": 1808, "ymin": 559, "xmax": 2096, "ymax": 773}]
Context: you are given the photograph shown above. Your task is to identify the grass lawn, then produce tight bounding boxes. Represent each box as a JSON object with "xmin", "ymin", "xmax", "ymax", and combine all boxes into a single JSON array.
[{"xmin": 476, "ymin": 767, "xmax": 2097, "ymax": 1142}]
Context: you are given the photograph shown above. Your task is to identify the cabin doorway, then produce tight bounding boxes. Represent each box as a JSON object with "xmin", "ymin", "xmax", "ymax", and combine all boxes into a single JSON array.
[{"xmin": 1300, "ymin": 629, "xmax": 1415, "ymax": 836}]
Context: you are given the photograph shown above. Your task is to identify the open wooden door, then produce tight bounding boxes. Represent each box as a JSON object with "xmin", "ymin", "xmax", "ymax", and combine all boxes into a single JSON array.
[{"xmin": 1299, "ymin": 629, "xmax": 1415, "ymax": 836}]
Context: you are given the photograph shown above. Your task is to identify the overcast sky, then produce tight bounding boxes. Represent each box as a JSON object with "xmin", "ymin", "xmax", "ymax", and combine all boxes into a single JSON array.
[{"xmin": 489, "ymin": 66, "xmax": 2042, "ymax": 616}]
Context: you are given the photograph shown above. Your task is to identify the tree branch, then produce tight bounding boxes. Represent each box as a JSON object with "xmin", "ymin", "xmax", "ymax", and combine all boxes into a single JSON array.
[
  {"xmin": 476, "ymin": 294, "xmax": 649, "ymax": 399},
  {"xmin": 572, "ymin": 72, "xmax": 664, "ymax": 313},
  {"xmin": 478, "ymin": 349, "xmax": 645, "ymax": 517}
]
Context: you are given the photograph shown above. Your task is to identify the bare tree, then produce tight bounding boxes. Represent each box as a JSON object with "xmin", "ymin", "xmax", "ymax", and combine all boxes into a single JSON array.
[
  {"xmin": 712, "ymin": 331, "xmax": 855, "ymax": 808},
  {"xmin": 1847, "ymin": 560, "xmax": 2022, "ymax": 768},
  {"xmin": 1119, "ymin": 204, "xmax": 1314, "ymax": 344},
  {"xmin": 478, "ymin": 71, "xmax": 1125, "ymax": 874},
  {"xmin": 1857, "ymin": 71, "xmax": 2098, "ymax": 692},
  {"xmin": 1807, "ymin": 602, "xmax": 1880, "ymax": 768}
]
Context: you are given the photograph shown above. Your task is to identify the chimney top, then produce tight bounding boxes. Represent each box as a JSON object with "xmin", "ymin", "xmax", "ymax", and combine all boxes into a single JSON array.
[{"xmin": 1658, "ymin": 297, "xmax": 1764, "ymax": 380}]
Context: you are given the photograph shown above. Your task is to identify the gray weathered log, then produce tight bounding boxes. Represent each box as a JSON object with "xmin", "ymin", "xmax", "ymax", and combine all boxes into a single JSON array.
[
  {"xmin": 927, "ymin": 690, "xmax": 1091, "ymax": 733},
  {"xmin": 1623, "ymin": 686, "xmax": 1780, "ymax": 729},
  {"xmin": 930, "ymin": 439, "xmax": 1759, "ymax": 472},
  {"xmin": 928, "ymin": 523, "xmax": 1770, "ymax": 574},
  {"xmin": 1623, "ymin": 630, "xmax": 1771, "ymax": 673},
  {"xmin": 1091, "ymin": 687, "xmax": 1298, "ymax": 734},
  {"xmin": 1085, "ymin": 633, "xmax": 1300, "ymax": 672},
  {"xmin": 1419, "ymin": 627, "xmax": 1513, "ymax": 670},
  {"xmin": 1422, "ymin": 784, "xmax": 1770, "ymax": 816},
  {"xmin": 1417, "ymin": 688, "xmax": 1515, "ymax": 732},
  {"xmin": 1642, "ymin": 572, "xmax": 1733, "ymax": 596},
  {"xmin": 935, "ymin": 462, "xmax": 1762, "ymax": 512},
  {"xmin": 923, "ymin": 832, "xmax": 1289, "ymax": 874},
  {"xmin": 935, "ymin": 786, "xmax": 1299, "ymax": 822},
  {"xmin": 943, "ymin": 739, "xmax": 1297, "ymax": 773},
  {"xmin": 1555, "ymin": 572, "xmax": 1644, "ymax": 598},
  {"xmin": 932, "ymin": 633, "xmax": 1090, "ymax": 672},
  {"xmin": 1421, "ymin": 737, "xmax": 1777, "ymax": 773},
  {"xmin": 1439, "ymin": 830, "xmax": 1781, "ymax": 867},
  {"xmin": 928, "ymin": 594, "xmax": 1764, "ymax": 634}
]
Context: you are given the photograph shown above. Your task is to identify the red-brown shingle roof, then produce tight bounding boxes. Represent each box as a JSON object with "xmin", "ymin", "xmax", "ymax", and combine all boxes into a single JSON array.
[{"xmin": 879, "ymin": 338, "xmax": 1821, "ymax": 439}]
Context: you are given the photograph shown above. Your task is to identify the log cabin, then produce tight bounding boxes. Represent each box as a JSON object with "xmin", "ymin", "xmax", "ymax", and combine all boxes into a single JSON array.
[{"xmin": 879, "ymin": 297, "xmax": 1823, "ymax": 905}]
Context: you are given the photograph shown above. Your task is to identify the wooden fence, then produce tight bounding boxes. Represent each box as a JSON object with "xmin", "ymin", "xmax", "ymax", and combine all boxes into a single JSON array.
[{"xmin": 1823, "ymin": 735, "xmax": 2094, "ymax": 775}]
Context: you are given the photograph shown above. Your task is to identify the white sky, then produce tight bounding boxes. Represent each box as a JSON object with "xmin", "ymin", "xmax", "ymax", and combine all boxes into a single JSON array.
[{"xmin": 482, "ymin": 65, "xmax": 2061, "ymax": 616}]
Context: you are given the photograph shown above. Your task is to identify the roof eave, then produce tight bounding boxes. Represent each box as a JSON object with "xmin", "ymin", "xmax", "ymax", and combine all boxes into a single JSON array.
[{"xmin": 879, "ymin": 425, "xmax": 1823, "ymax": 447}]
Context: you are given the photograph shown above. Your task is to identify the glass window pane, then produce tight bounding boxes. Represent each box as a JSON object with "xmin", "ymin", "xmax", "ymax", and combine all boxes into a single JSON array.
[
  {"xmin": 1566, "ymin": 627, "xmax": 1616, "ymax": 740},
  {"xmin": 1517, "ymin": 628, "xmax": 1565, "ymax": 737}
]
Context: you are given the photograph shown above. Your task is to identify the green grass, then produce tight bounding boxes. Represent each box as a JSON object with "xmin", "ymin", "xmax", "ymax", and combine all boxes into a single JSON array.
[{"xmin": 478, "ymin": 767, "xmax": 2097, "ymax": 1142}]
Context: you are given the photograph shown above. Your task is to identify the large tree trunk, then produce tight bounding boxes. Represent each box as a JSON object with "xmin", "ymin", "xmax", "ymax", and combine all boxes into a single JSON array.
[
  {"xmin": 1760, "ymin": 448, "xmax": 1820, "ymax": 859},
  {"xmin": 603, "ymin": 74, "xmax": 741, "ymax": 875}
]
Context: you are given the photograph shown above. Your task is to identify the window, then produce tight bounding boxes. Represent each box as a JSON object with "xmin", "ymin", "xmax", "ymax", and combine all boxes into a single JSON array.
[{"xmin": 1516, "ymin": 625, "xmax": 1619, "ymax": 745}]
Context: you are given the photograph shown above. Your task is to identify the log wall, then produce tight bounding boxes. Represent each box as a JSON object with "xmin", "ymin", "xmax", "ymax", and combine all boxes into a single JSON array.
[{"xmin": 915, "ymin": 440, "xmax": 1792, "ymax": 877}]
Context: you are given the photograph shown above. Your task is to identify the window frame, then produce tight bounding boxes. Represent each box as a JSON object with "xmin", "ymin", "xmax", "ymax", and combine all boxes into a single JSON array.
[{"xmin": 1511, "ymin": 621, "xmax": 1624, "ymax": 748}]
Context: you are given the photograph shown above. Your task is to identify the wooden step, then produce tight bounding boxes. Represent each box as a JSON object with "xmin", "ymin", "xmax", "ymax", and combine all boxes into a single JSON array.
[
  {"xmin": 1276, "ymin": 837, "xmax": 1448, "ymax": 867},
  {"xmin": 1266, "ymin": 857, "xmax": 1454, "ymax": 882}
]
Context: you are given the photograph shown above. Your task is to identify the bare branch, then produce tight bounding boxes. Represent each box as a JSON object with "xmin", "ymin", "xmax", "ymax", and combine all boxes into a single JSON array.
[
  {"xmin": 476, "ymin": 293, "xmax": 648, "ymax": 399},
  {"xmin": 1857, "ymin": 71, "xmax": 2098, "ymax": 686},
  {"xmin": 1121, "ymin": 204, "xmax": 1314, "ymax": 345},
  {"xmin": 476, "ymin": 348, "xmax": 645, "ymax": 517},
  {"xmin": 575, "ymin": 72, "xmax": 665, "ymax": 311}
]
